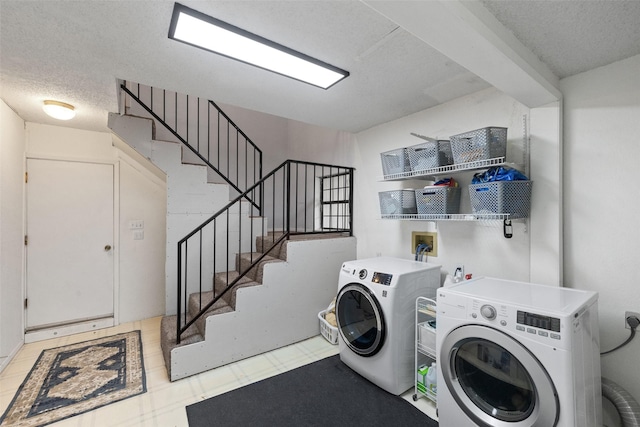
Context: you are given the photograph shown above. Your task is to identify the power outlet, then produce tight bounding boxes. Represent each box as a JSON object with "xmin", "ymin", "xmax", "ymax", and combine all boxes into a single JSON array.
[
  {"xmin": 411, "ymin": 231, "xmax": 437, "ymax": 257},
  {"xmin": 625, "ymin": 311, "xmax": 640, "ymax": 329},
  {"xmin": 454, "ymin": 264, "xmax": 464, "ymax": 279}
]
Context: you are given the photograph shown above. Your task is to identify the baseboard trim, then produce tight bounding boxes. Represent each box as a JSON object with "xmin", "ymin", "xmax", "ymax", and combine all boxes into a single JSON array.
[
  {"xmin": 25, "ymin": 317, "xmax": 115, "ymax": 344},
  {"xmin": 0, "ymin": 340, "xmax": 24, "ymax": 374}
]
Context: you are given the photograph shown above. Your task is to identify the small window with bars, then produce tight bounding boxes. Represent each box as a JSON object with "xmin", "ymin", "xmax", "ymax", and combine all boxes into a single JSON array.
[{"xmin": 320, "ymin": 171, "xmax": 351, "ymax": 231}]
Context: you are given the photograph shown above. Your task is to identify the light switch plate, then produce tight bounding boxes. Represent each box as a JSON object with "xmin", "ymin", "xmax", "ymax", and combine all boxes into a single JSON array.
[{"xmin": 129, "ymin": 220, "xmax": 144, "ymax": 230}]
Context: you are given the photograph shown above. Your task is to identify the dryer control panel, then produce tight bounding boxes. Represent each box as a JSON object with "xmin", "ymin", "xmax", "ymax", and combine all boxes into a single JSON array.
[
  {"xmin": 353, "ymin": 268, "xmax": 393, "ymax": 286},
  {"xmin": 372, "ymin": 272, "xmax": 393, "ymax": 286},
  {"xmin": 463, "ymin": 298, "xmax": 567, "ymax": 346},
  {"xmin": 517, "ymin": 311, "xmax": 561, "ymax": 332}
]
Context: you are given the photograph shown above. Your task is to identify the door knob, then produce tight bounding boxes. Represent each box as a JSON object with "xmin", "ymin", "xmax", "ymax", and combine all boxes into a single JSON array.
[{"xmin": 104, "ymin": 245, "xmax": 112, "ymax": 251}]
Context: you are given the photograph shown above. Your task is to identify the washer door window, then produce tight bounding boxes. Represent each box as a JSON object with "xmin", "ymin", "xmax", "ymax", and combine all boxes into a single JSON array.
[
  {"xmin": 440, "ymin": 325, "xmax": 559, "ymax": 427},
  {"xmin": 336, "ymin": 283, "xmax": 385, "ymax": 357}
]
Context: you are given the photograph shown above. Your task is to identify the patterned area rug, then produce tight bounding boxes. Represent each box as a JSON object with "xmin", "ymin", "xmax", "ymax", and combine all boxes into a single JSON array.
[{"xmin": 0, "ymin": 330, "xmax": 146, "ymax": 427}]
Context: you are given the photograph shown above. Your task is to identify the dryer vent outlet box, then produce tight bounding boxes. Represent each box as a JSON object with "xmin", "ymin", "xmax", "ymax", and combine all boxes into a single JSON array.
[{"xmin": 412, "ymin": 231, "xmax": 437, "ymax": 257}]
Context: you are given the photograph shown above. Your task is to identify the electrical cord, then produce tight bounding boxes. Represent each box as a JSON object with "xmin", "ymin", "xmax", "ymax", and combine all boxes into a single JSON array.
[{"xmin": 601, "ymin": 315, "xmax": 640, "ymax": 355}]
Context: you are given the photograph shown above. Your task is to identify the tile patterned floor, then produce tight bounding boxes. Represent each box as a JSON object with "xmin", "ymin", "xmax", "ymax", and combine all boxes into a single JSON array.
[{"xmin": 0, "ymin": 317, "xmax": 437, "ymax": 426}]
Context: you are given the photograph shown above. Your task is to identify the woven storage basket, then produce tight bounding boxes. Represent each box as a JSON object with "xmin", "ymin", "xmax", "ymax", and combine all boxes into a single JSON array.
[
  {"xmin": 415, "ymin": 187, "xmax": 461, "ymax": 215},
  {"xmin": 380, "ymin": 147, "xmax": 410, "ymax": 176},
  {"xmin": 450, "ymin": 127, "xmax": 507, "ymax": 164},
  {"xmin": 379, "ymin": 190, "xmax": 418, "ymax": 215},
  {"xmin": 407, "ymin": 140, "xmax": 453, "ymax": 171},
  {"xmin": 468, "ymin": 181, "xmax": 532, "ymax": 218}
]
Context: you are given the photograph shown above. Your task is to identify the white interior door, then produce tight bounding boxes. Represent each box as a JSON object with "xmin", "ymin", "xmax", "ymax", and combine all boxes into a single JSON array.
[{"xmin": 26, "ymin": 158, "xmax": 114, "ymax": 330}]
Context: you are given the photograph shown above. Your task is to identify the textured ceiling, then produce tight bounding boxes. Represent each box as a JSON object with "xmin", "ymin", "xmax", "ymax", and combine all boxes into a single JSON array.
[
  {"xmin": 481, "ymin": 0, "xmax": 640, "ymax": 79},
  {"xmin": 1, "ymin": 1, "xmax": 639, "ymax": 134}
]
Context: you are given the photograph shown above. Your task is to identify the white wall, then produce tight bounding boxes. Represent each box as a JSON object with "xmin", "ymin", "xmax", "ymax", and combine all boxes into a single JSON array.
[
  {"xmin": 117, "ymin": 149, "xmax": 167, "ymax": 323},
  {"xmin": 354, "ymin": 88, "xmax": 540, "ymax": 281},
  {"xmin": 285, "ymin": 120, "xmax": 355, "ymax": 166},
  {"xmin": 218, "ymin": 102, "xmax": 290, "ymax": 173},
  {"xmin": 0, "ymin": 100, "xmax": 26, "ymax": 367},
  {"xmin": 562, "ymin": 54, "xmax": 640, "ymax": 402},
  {"xmin": 221, "ymin": 102, "xmax": 356, "ymax": 170},
  {"xmin": 529, "ymin": 101, "xmax": 563, "ymax": 285}
]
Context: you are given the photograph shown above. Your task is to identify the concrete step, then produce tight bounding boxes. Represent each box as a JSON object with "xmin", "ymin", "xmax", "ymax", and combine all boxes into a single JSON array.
[
  {"xmin": 257, "ymin": 231, "xmax": 351, "ymax": 260},
  {"xmin": 187, "ymin": 291, "xmax": 235, "ymax": 337},
  {"xmin": 235, "ymin": 252, "xmax": 284, "ymax": 282},
  {"xmin": 255, "ymin": 234, "xmax": 287, "ymax": 259},
  {"xmin": 214, "ymin": 271, "xmax": 261, "ymax": 309},
  {"xmin": 160, "ymin": 314, "xmax": 204, "ymax": 379}
]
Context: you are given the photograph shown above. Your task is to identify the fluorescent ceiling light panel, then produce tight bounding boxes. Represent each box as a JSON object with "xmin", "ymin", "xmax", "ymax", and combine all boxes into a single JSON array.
[{"xmin": 168, "ymin": 3, "xmax": 349, "ymax": 89}]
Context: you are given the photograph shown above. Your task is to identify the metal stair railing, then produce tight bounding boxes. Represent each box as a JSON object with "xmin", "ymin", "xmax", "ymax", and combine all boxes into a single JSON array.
[
  {"xmin": 176, "ymin": 160, "xmax": 354, "ymax": 343},
  {"xmin": 120, "ymin": 80, "xmax": 262, "ymax": 208},
  {"xmin": 116, "ymin": 80, "xmax": 353, "ymax": 345}
]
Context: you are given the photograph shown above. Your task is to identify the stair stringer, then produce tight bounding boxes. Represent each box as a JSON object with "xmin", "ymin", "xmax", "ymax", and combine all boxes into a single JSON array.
[
  {"xmin": 108, "ymin": 112, "xmax": 265, "ymax": 316},
  {"xmin": 168, "ymin": 235, "xmax": 357, "ymax": 381}
]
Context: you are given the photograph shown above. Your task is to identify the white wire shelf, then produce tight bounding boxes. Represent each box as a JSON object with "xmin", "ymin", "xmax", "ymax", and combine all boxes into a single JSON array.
[
  {"xmin": 417, "ymin": 342, "xmax": 436, "ymax": 359},
  {"xmin": 415, "ymin": 297, "xmax": 438, "ymax": 403},
  {"xmin": 418, "ymin": 307, "xmax": 437, "ymax": 317},
  {"xmin": 381, "ymin": 157, "xmax": 507, "ymax": 181},
  {"xmin": 417, "ymin": 298, "xmax": 437, "ymax": 359},
  {"xmin": 381, "ymin": 213, "xmax": 511, "ymax": 221},
  {"xmin": 416, "ymin": 387, "xmax": 437, "ymax": 403}
]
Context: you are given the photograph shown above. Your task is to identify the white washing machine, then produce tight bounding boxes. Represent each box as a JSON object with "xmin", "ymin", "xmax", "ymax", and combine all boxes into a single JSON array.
[
  {"xmin": 436, "ymin": 277, "xmax": 602, "ymax": 427},
  {"xmin": 336, "ymin": 257, "xmax": 441, "ymax": 395}
]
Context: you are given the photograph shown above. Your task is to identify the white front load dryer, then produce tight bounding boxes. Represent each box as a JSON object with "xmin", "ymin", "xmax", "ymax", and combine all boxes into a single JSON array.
[
  {"xmin": 336, "ymin": 257, "xmax": 441, "ymax": 395},
  {"xmin": 436, "ymin": 277, "xmax": 602, "ymax": 427}
]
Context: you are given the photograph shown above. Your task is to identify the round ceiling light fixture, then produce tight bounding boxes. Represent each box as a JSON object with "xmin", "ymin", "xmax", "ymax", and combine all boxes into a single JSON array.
[{"xmin": 43, "ymin": 100, "xmax": 76, "ymax": 120}]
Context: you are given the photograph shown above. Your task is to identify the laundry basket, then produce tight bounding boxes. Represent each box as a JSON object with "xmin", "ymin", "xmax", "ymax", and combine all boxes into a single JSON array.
[{"xmin": 318, "ymin": 310, "xmax": 338, "ymax": 345}]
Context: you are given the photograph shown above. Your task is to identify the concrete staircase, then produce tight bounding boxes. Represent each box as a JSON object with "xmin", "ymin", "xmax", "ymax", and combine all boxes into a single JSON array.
[
  {"xmin": 158, "ymin": 233, "xmax": 287, "ymax": 357},
  {"xmin": 108, "ymin": 112, "xmax": 242, "ymax": 316},
  {"xmin": 160, "ymin": 232, "xmax": 354, "ymax": 381},
  {"xmin": 108, "ymin": 110, "xmax": 356, "ymax": 381}
]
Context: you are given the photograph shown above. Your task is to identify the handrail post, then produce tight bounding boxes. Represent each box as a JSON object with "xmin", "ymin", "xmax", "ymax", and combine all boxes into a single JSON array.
[
  {"xmin": 349, "ymin": 169, "xmax": 354, "ymax": 236},
  {"xmin": 286, "ymin": 161, "xmax": 291, "ymax": 237},
  {"xmin": 176, "ymin": 241, "xmax": 182, "ymax": 344},
  {"xmin": 259, "ymin": 151, "xmax": 263, "ymax": 216}
]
